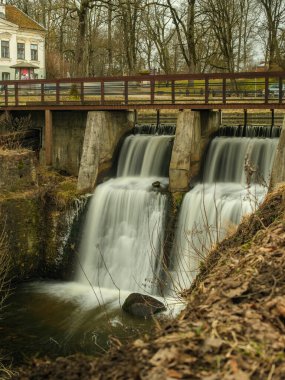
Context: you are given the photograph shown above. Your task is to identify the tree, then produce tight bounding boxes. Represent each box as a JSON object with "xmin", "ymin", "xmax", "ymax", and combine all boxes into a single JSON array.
[
  {"xmin": 163, "ymin": 0, "xmax": 198, "ymax": 73},
  {"xmin": 142, "ymin": 3, "xmax": 175, "ymax": 73},
  {"xmin": 259, "ymin": 0, "xmax": 285, "ymax": 70}
]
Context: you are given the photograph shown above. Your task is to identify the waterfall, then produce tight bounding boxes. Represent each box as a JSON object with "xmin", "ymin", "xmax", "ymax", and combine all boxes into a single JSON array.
[
  {"xmin": 133, "ymin": 124, "xmax": 176, "ymax": 135},
  {"xmin": 76, "ymin": 133, "xmax": 173, "ymax": 295},
  {"xmin": 117, "ymin": 134, "xmax": 172, "ymax": 177},
  {"xmin": 203, "ymin": 137, "xmax": 277, "ymax": 184},
  {"xmin": 169, "ymin": 129, "xmax": 278, "ymax": 292},
  {"xmin": 0, "ymin": 129, "xmax": 181, "ymax": 361},
  {"xmin": 219, "ymin": 125, "xmax": 281, "ymax": 138}
]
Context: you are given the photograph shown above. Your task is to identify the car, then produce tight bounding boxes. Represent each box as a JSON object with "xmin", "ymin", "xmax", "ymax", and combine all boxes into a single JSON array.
[{"xmin": 264, "ymin": 83, "xmax": 285, "ymax": 97}]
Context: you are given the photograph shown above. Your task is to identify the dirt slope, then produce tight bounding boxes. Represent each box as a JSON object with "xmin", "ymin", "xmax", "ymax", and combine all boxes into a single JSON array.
[{"xmin": 12, "ymin": 185, "xmax": 285, "ymax": 380}]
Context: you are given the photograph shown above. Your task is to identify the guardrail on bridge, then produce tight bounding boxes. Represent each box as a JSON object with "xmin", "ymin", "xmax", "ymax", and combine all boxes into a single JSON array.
[{"xmin": 0, "ymin": 71, "xmax": 285, "ymax": 110}]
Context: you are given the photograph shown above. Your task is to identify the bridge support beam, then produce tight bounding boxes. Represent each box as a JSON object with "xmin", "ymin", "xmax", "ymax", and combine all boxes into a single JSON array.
[
  {"xmin": 169, "ymin": 109, "xmax": 221, "ymax": 194},
  {"xmin": 44, "ymin": 110, "xmax": 53, "ymax": 166},
  {"xmin": 77, "ymin": 111, "xmax": 135, "ymax": 192}
]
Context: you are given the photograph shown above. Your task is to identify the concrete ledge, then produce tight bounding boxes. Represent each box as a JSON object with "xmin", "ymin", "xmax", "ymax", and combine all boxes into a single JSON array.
[
  {"xmin": 169, "ymin": 110, "xmax": 220, "ymax": 193},
  {"xmin": 270, "ymin": 117, "xmax": 285, "ymax": 188},
  {"xmin": 77, "ymin": 110, "xmax": 134, "ymax": 192}
]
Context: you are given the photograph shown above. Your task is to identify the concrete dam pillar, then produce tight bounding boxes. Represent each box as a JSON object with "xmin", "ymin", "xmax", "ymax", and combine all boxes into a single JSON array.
[
  {"xmin": 169, "ymin": 109, "xmax": 221, "ymax": 194},
  {"xmin": 77, "ymin": 110, "xmax": 135, "ymax": 192},
  {"xmin": 44, "ymin": 110, "xmax": 53, "ymax": 166},
  {"xmin": 270, "ymin": 117, "xmax": 285, "ymax": 188}
]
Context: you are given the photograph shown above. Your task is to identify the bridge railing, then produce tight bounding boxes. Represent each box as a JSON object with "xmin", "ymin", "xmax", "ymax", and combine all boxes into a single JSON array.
[{"xmin": 0, "ymin": 71, "xmax": 285, "ymax": 109}]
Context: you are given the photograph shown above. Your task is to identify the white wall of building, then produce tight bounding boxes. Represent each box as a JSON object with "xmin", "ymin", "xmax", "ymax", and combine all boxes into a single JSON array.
[{"xmin": 0, "ymin": 18, "xmax": 45, "ymax": 80}]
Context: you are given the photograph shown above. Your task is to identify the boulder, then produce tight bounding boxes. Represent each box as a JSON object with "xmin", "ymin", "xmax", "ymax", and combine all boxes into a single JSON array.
[
  {"xmin": 122, "ymin": 293, "xmax": 166, "ymax": 318},
  {"xmin": 152, "ymin": 181, "xmax": 161, "ymax": 188}
]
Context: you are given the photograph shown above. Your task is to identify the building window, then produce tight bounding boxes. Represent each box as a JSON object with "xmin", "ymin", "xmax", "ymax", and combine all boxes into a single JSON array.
[
  {"xmin": 30, "ymin": 44, "xmax": 38, "ymax": 60},
  {"xmin": 17, "ymin": 43, "xmax": 25, "ymax": 60},
  {"xmin": 2, "ymin": 72, "xmax": 10, "ymax": 80},
  {"xmin": 1, "ymin": 41, "xmax": 9, "ymax": 58}
]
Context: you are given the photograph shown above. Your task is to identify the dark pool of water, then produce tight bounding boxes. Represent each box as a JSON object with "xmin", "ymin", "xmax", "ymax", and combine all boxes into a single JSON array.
[{"xmin": 0, "ymin": 281, "xmax": 159, "ymax": 364}]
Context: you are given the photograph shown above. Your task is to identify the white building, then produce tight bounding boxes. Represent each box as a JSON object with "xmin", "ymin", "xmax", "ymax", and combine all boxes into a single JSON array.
[{"xmin": 0, "ymin": 0, "xmax": 45, "ymax": 80}]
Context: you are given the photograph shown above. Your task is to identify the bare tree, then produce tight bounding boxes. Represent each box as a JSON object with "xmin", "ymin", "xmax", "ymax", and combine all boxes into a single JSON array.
[
  {"xmin": 259, "ymin": 0, "xmax": 285, "ymax": 69},
  {"xmin": 142, "ymin": 3, "xmax": 175, "ymax": 73},
  {"xmin": 162, "ymin": 0, "xmax": 198, "ymax": 73}
]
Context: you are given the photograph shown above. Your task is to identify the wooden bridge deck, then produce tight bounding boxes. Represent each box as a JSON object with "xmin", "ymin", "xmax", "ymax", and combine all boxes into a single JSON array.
[{"xmin": 1, "ymin": 71, "xmax": 285, "ymax": 111}]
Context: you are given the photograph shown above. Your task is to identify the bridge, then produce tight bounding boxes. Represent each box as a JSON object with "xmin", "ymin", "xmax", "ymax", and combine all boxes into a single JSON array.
[
  {"xmin": 2, "ymin": 70, "xmax": 285, "ymax": 189},
  {"xmin": 1, "ymin": 71, "xmax": 285, "ymax": 111}
]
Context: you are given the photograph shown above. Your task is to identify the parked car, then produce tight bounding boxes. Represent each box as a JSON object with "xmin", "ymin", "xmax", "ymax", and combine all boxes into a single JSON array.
[{"xmin": 263, "ymin": 83, "xmax": 285, "ymax": 97}]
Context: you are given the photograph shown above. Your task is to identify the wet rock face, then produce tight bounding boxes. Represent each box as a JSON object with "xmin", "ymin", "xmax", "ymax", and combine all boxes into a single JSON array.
[{"xmin": 122, "ymin": 293, "xmax": 166, "ymax": 318}]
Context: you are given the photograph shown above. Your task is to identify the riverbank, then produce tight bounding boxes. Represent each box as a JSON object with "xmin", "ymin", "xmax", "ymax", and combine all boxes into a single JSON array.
[{"xmin": 11, "ymin": 184, "xmax": 285, "ymax": 379}]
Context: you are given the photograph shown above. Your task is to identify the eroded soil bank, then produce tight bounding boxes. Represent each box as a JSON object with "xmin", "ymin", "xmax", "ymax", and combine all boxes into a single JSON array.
[{"xmin": 10, "ymin": 184, "xmax": 285, "ymax": 380}]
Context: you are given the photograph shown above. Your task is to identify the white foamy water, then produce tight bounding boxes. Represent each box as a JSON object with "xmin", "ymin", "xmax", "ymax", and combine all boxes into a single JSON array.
[
  {"xmin": 203, "ymin": 137, "xmax": 278, "ymax": 184},
  {"xmin": 76, "ymin": 177, "xmax": 168, "ymax": 293},
  {"xmin": 117, "ymin": 134, "xmax": 173, "ymax": 177},
  {"xmin": 169, "ymin": 135, "xmax": 278, "ymax": 293},
  {"xmin": 76, "ymin": 133, "xmax": 173, "ymax": 294},
  {"xmin": 28, "ymin": 281, "xmax": 183, "ymax": 316}
]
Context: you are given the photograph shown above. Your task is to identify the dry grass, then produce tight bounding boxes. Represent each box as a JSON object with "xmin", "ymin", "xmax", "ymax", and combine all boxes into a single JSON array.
[
  {"xmin": 0, "ymin": 217, "xmax": 10, "ymax": 308},
  {"xmin": 0, "ymin": 214, "xmax": 14, "ymax": 379}
]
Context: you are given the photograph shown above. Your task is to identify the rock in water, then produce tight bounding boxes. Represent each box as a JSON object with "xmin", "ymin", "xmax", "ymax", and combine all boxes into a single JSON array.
[
  {"xmin": 122, "ymin": 293, "xmax": 166, "ymax": 318},
  {"xmin": 152, "ymin": 181, "xmax": 161, "ymax": 188}
]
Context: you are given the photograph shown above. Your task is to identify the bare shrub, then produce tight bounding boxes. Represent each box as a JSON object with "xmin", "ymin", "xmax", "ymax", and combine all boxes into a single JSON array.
[
  {"xmin": 0, "ymin": 113, "xmax": 34, "ymax": 150},
  {"xmin": 0, "ymin": 222, "xmax": 10, "ymax": 308},
  {"xmin": 0, "ymin": 216, "xmax": 14, "ymax": 379}
]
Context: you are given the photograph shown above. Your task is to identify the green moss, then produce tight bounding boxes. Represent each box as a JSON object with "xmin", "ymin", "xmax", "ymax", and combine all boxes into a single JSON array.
[
  {"xmin": 241, "ymin": 241, "xmax": 252, "ymax": 251},
  {"xmin": 0, "ymin": 164, "xmax": 83, "ymax": 282},
  {"xmin": 0, "ymin": 192, "xmax": 42, "ymax": 280},
  {"xmin": 172, "ymin": 192, "xmax": 184, "ymax": 210},
  {"xmin": 17, "ymin": 160, "xmax": 24, "ymax": 170}
]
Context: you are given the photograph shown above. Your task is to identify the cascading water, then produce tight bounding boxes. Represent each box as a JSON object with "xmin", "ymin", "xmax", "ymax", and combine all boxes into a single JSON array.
[
  {"xmin": 3, "ymin": 121, "xmax": 279, "ymax": 362},
  {"xmin": 76, "ymin": 132, "xmax": 173, "ymax": 294},
  {"xmin": 169, "ymin": 126, "xmax": 278, "ymax": 292},
  {"xmin": 0, "ymin": 127, "xmax": 176, "ymax": 362}
]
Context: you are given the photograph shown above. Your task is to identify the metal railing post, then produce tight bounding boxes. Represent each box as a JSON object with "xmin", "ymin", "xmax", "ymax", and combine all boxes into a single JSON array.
[
  {"xmin": 80, "ymin": 81, "xmax": 84, "ymax": 104},
  {"xmin": 171, "ymin": 80, "xmax": 175, "ymax": 104},
  {"xmin": 150, "ymin": 79, "xmax": 155, "ymax": 104},
  {"xmin": 4, "ymin": 84, "xmax": 8, "ymax": 106},
  {"xmin": 124, "ymin": 81, "xmax": 128, "ymax": 105},
  {"xmin": 15, "ymin": 83, "xmax": 18, "ymax": 106},
  {"xmin": 222, "ymin": 78, "xmax": 226, "ymax": 104},
  {"xmin": 101, "ymin": 80, "xmax": 105, "ymax": 105},
  {"xmin": 41, "ymin": 83, "xmax": 44, "ymax": 103},
  {"xmin": 265, "ymin": 76, "xmax": 269, "ymax": 104},
  {"xmin": 205, "ymin": 77, "xmax": 209, "ymax": 104},
  {"xmin": 56, "ymin": 81, "xmax": 60, "ymax": 104},
  {"xmin": 279, "ymin": 77, "xmax": 283, "ymax": 104}
]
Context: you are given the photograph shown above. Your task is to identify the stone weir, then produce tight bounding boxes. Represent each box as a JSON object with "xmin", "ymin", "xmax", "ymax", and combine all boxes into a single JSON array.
[
  {"xmin": 0, "ymin": 108, "xmax": 221, "ymax": 283},
  {"xmin": 75, "ymin": 109, "xmax": 221, "ymax": 194}
]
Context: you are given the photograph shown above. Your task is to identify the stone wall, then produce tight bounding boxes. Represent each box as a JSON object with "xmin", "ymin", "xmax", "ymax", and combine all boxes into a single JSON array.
[
  {"xmin": 77, "ymin": 110, "xmax": 135, "ymax": 192},
  {"xmin": 8, "ymin": 110, "xmax": 87, "ymax": 176},
  {"xmin": 48, "ymin": 111, "xmax": 87, "ymax": 176},
  {"xmin": 0, "ymin": 149, "xmax": 84, "ymax": 282}
]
